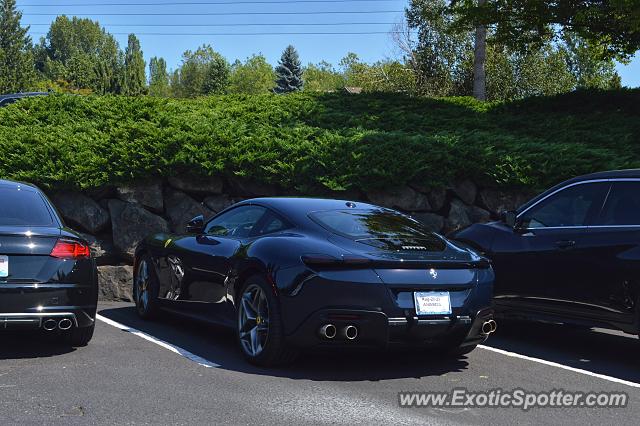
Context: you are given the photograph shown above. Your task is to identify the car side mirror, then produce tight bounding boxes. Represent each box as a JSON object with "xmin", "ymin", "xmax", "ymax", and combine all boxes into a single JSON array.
[
  {"xmin": 501, "ymin": 210, "xmax": 517, "ymax": 228},
  {"xmin": 186, "ymin": 215, "xmax": 204, "ymax": 234}
]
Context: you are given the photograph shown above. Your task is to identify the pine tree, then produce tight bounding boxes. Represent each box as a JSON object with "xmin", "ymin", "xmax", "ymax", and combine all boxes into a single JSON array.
[
  {"xmin": 0, "ymin": 0, "xmax": 36, "ymax": 92},
  {"xmin": 274, "ymin": 45, "xmax": 303, "ymax": 93},
  {"xmin": 123, "ymin": 33, "xmax": 146, "ymax": 95}
]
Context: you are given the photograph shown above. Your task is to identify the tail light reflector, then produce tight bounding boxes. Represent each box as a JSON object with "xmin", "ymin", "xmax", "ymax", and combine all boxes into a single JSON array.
[{"xmin": 50, "ymin": 239, "xmax": 90, "ymax": 259}]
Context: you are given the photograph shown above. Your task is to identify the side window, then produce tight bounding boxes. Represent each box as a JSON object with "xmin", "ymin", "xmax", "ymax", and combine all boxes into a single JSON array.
[
  {"xmin": 596, "ymin": 182, "xmax": 640, "ymax": 226},
  {"xmin": 520, "ymin": 183, "xmax": 608, "ymax": 229},
  {"xmin": 204, "ymin": 206, "xmax": 266, "ymax": 238},
  {"xmin": 252, "ymin": 211, "xmax": 291, "ymax": 236}
]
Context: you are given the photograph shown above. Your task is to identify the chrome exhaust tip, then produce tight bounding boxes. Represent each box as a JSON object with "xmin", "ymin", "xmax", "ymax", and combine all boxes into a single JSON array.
[
  {"xmin": 43, "ymin": 319, "xmax": 58, "ymax": 331},
  {"xmin": 481, "ymin": 320, "xmax": 497, "ymax": 334},
  {"xmin": 343, "ymin": 325, "xmax": 358, "ymax": 340},
  {"xmin": 58, "ymin": 318, "xmax": 73, "ymax": 331},
  {"xmin": 319, "ymin": 324, "xmax": 337, "ymax": 339}
]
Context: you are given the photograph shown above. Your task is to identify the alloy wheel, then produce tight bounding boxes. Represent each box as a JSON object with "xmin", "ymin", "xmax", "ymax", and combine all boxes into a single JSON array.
[
  {"xmin": 238, "ymin": 284, "xmax": 270, "ymax": 357},
  {"xmin": 136, "ymin": 260, "xmax": 150, "ymax": 312}
]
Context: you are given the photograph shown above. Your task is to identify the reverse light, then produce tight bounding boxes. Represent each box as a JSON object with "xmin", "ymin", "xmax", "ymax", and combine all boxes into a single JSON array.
[{"xmin": 50, "ymin": 239, "xmax": 91, "ymax": 259}]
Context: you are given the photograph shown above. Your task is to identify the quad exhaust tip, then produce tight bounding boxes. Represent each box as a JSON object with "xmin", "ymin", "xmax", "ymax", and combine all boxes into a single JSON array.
[
  {"xmin": 343, "ymin": 325, "xmax": 358, "ymax": 340},
  {"xmin": 43, "ymin": 319, "xmax": 58, "ymax": 331},
  {"xmin": 58, "ymin": 318, "xmax": 73, "ymax": 331},
  {"xmin": 481, "ymin": 319, "xmax": 497, "ymax": 334},
  {"xmin": 319, "ymin": 324, "xmax": 337, "ymax": 339}
]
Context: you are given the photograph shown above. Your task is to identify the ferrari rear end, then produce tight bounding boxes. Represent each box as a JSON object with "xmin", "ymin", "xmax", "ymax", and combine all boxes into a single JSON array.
[
  {"xmin": 0, "ymin": 180, "xmax": 97, "ymax": 346},
  {"xmin": 280, "ymin": 207, "xmax": 495, "ymax": 354}
]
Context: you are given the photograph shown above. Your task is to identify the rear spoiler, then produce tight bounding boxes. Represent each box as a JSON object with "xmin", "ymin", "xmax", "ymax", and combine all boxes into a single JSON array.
[{"xmin": 301, "ymin": 254, "xmax": 491, "ymax": 270}]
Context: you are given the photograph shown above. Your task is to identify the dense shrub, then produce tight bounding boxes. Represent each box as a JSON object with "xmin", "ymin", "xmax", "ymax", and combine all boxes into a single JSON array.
[{"xmin": 0, "ymin": 89, "xmax": 638, "ymax": 192}]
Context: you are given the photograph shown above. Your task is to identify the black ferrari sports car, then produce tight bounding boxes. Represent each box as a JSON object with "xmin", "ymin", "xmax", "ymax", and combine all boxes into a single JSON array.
[
  {"xmin": 0, "ymin": 179, "xmax": 98, "ymax": 346},
  {"xmin": 134, "ymin": 197, "xmax": 496, "ymax": 366}
]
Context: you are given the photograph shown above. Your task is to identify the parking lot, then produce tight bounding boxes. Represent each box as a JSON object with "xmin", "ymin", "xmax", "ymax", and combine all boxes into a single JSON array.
[{"xmin": 0, "ymin": 301, "xmax": 637, "ymax": 425}]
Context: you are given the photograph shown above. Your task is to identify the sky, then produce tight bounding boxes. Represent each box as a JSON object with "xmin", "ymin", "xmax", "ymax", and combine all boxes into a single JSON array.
[{"xmin": 15, "ymin": 0, "xmax": 640, "ymax": 87}]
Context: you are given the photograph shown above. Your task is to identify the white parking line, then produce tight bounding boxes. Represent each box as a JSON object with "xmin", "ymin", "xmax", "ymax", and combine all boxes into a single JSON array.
[
  {"xmin": 479, "ymin": 344, "xmax": 640, "ymax": 388},
  {"xmin": 96, "ymin": 314, "xmax": 220, "ymax": 368}
]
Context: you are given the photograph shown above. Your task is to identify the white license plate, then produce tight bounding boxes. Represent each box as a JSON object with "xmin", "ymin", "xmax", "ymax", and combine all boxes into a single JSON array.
[
  {"xmin": 414, "ymin": 291, "xmax": 451, "ymax": 315},
  {"xmin": 0, "ymin": 255, "xmax": 8, "ymax": 278}
]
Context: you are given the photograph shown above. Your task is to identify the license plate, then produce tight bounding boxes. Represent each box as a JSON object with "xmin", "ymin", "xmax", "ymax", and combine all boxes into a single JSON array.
[
  {"xmin": 414, "ymin": 291, "xmax": 451, "ymax": 315},
  {"xmin": 0, "ymin": 255, "xmax": 8, "ymax": 278}
]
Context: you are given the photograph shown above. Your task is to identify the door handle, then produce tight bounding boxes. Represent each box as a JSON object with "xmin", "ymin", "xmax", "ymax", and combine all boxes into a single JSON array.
[{"xmin": 555, "ymin": 240, "xmax": 576, "ymax": 249}]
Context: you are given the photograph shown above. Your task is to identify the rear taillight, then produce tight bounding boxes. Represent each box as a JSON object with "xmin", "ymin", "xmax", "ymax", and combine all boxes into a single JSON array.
[{"xmin": 50, "ymin": 239, "xmax": 90, "ymax": 259}]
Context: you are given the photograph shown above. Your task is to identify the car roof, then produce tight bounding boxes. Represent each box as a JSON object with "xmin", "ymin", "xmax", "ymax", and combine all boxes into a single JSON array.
[
  {"xmin": 0, "ymin": 179, "xmax": 39, "ymax": 192},
  {"xmin": 236, "ymin": 197, "xmax": 383, "ymax": 224},
  {"xmin": 0, "ymin": 92, "xmax": 49, "ymax": 101}
]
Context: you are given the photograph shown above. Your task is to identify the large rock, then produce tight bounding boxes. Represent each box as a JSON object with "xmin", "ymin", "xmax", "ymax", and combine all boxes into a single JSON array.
[
  {"xmin": 116, "ymin": 181, "xmax": 164, "ymax": 213},
  {"xmin": 168, "ymin": 175, "xmax": 223, "ymax": 195},
  {"xmin": 164, "ymin": 189, "xmax": 213, "ymax": 233},
  {"xmin": 108, "ymin": 199, "xmax": 169, "ymax": 260},
  {"xmin": 78, "ymin": 232, "xmax": 117, "ymax": 265},
  {"xmin": 445, "ymin": 198, "xmax": 472, "ymax": 233},
  {"xmin": 227, "ymin": 176, "xmax": 280, "ymax": 197},
  {"xmin": 453, "ymin": 179, "xmax": 477, "ymax": 205},
  {"xmin": 468, "ymin": 205, "xmax": 491, "ymax": 224},
  {"xmin": 427, "ymin": 187, "xmax": 448, "ymax": 212},
  {"xmin": 50, "ymin": 192, "xmax": 110, "ymax": 234},
  {"xmin": 478, "ymin": 189, "xmax": 530, "ymax": 215},
  {"xmin": 412, "ymin": 213, "xmax": 445, "ymax": 233},
  {"xmin": 203, "ymin": 194, "xmax": 235, "ymax": 213},
  {"xmin": 98, "ymin": 265, "xmax": 133, "ymax": 302},
  {"xmin": 367, "ymin": 186, "xmax": 431, "ymax": 212}
]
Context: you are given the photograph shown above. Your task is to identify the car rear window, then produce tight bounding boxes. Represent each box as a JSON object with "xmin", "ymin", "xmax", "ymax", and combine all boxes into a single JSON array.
[
  {"xmin": 310, "ymin": 208, "xmax": 441, "ymax": 242},
  {"xmin": 0, "ymin": 187, "xmax": 55, "ymax": 226}
]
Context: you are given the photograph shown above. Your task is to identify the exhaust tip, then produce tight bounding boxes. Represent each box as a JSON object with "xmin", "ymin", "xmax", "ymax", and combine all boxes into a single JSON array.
[
  {"xmin": 319, "ymin": 324, "xmax": 337, "ymax": 339},
  {"xmin": 344, "ymin": 325, "xmax": 358, "ymax": 340},
  {"xmin": 43, "ymin": 319, "xmax": 58, "ymax": 331},
  {"xmin": 481, "ymin": 319, "xmax": 497, "ymax": 334},
  {"xmin": 58, "ymin": 318, "xmax": 73, "ymax": 331}
]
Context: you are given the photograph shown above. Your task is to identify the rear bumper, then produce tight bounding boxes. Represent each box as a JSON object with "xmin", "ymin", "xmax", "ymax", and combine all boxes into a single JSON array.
[
  {"xmin": 286, "ymin": 307, "xmax": 494, "ymax": 349},
  {"xmin": 0, "ymin": 283, "xmax": 97, "ymax": 330}
]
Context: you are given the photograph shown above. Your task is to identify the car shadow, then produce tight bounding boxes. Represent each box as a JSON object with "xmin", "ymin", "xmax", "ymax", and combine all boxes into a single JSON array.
[
  {"xmin": 485, "ymin": 320, "xmax": 640, "ymax": 383},
  {"xmin": 0, "ymin": 331, "xmax": 76, "ymax": 359},
  {"xmin": 98, "ymin": 304, "xmax": 469, "ymax": 382}
]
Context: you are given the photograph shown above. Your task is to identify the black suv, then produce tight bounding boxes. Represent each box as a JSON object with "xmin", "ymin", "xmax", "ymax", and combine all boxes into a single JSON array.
[{"xmin": 452, "ymin": 169, "xmax": 640, "ymax": 335}]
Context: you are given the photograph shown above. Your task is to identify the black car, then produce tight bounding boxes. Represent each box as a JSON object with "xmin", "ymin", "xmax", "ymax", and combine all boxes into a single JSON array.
[
  {"xmin": 0, "ymin": 92, "xmax": 49, "ymax": 107},
  {"xmin": 0, "ymin": 179, "xmax": 97, "ymax": 346},
  {"xmin": 134, "ymin": 197, "xmax": 496, "ymax": 366},
  {"xmin": 452, "ymin": 169, "xmax": 640, "ymax": 336}
]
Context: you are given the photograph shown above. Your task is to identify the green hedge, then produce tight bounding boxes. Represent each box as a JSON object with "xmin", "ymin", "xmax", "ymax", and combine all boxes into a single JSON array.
[{"xmin": 0, "ymin": 90, "xmax": 638, "ymax": 193}]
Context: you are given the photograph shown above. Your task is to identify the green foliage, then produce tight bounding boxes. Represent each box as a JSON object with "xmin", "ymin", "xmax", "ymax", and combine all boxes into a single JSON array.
[
  {"xmin": 275, "ymin": 45, "xmax": 303, "ymax": 93},
  {"xmin": 36, "ymin": 16, "xmax": 123, "ymax": 94},
  {"xmin": 173, "ymin": 44, "xmax": 230, "ymax": 97},
  {"xmin": 0, "ymin": 90, "xmax": 638, "ymax": 193},
  {"xmin": 228, "ymin": 54, "xmax": 275, "ymax": 94},
  {"xmin": 123, "ymin": 34, "xmax": 146, "ymax": 96},
  {"xmin": 0, "ymin": 0, "xmax": 36, "ymax": 92},
  {"xmin": 303, "ymin": 61, "xmax": 344, "ymax": 92},
  {"xmin": 340, "ymin": 54, "xmax": 417, "ymax": 93},
  {"xmin": 148, "ymin": 57, "xmax": 170, "ymax": 97}
]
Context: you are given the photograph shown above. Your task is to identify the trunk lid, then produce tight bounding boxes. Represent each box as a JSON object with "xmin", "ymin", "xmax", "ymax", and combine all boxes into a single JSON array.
[{"xmin": 0, "ymin": 226, "xmax": 61, "ymax": 283}]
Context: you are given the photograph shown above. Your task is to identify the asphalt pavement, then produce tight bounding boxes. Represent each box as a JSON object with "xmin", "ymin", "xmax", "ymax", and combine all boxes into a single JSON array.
[{"xmin": 1, "ymin": 302, "xmax": 638, "ymax": 425}]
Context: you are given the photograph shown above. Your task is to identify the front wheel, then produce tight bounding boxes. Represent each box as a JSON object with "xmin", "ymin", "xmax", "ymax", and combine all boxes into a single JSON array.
[{"xmin": 236, "ymin": 276, "xmax": 298, "ymax": 366}]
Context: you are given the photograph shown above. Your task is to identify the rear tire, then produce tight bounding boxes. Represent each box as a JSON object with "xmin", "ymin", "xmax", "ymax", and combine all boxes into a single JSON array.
[
  {"xmin": 134, "ymin": 255, "xmax": 160, "ymax": 320},
  {"xmin": 236, "ymin": 276, "xmax": 298, "ymax": 367},
  {"xmin": 447, "ymin": 344, "xmax": 477, "ymax": 357},
  {"xmin": 64, "ymin": 324, "xmax": 95, "ymax": 347}
]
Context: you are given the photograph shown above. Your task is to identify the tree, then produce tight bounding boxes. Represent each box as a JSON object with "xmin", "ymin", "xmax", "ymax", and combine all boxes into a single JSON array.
[
  {"xmin": 0, "ymin": 0, "xmax": 36, "ymax": 92},
  {"xmin": 472, "ymin": 0, "xmax": 487, "ymax": 100},
  {"xmin": 339, "ymin": 54, "xmax": 416, "ymax": 93},
  {"xmin": 175, "ymin": 44, "xmax": 229, "ymax": 97},
  {"xmin": 303, "ymin": 61, "xmax": 344, "ymax": 92},
  {"xmin": 123, "ymin": 33, "xmax": 146, "ymax": 96},
  {"xmin": 563, "ymin": 32, "xmax": 622, "ymax": 89},
  {"xmin": 274, "ymin": 45, "xmax": 303, "ymax": 93},
  {"xmin": 149, "ymin": 57, "xmax": 170, "ymax": 97},
  {"xmin": 228, "ymin": 54, "xmax": 275, "ymax": 94},
  {"xmin": 37, "ymin": 16, "xmax": 123, "ymax": 94},
  {"xmin": 449, "ymin": 0, "xmax": 640, "ymax": 61}
]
